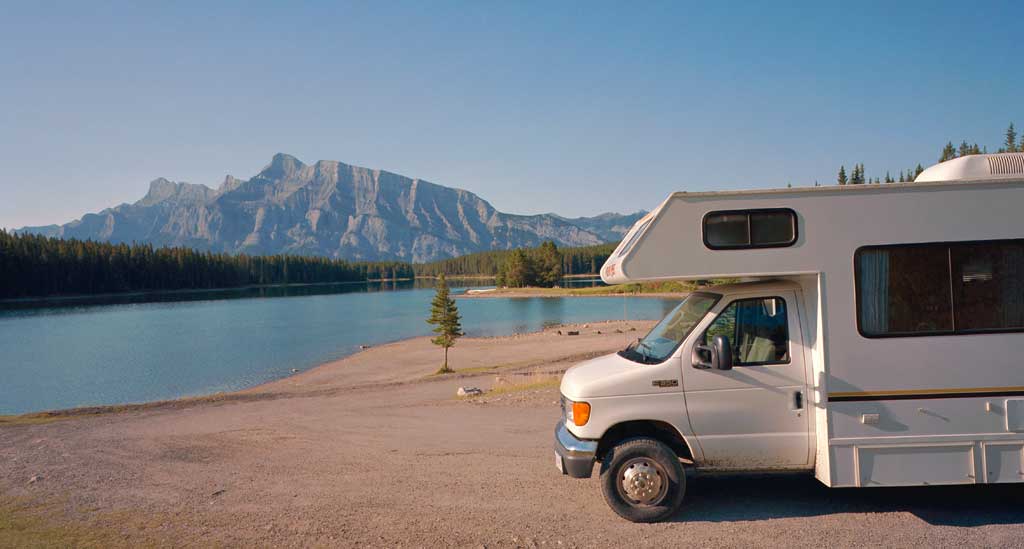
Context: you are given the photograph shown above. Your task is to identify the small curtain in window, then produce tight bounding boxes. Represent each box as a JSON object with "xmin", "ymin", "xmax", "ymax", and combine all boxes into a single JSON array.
[{"xmin": 859, "ymin": 250, "xmax": 889, "ymax": 334}]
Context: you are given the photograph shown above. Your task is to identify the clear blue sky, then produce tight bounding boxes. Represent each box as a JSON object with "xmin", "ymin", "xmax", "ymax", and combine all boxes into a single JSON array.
[{"xmin": 2, "ymin": 1, "xmax": 1022, "ymax": 229}]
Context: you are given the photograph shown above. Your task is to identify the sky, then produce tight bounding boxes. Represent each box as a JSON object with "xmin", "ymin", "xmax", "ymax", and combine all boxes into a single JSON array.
[{"xmin": 1, "ymin": 1, "xmax": 1022, "ymax": 229}]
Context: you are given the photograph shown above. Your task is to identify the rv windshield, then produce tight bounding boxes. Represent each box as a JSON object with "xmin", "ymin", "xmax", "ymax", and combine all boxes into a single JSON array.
[{"xmin": 620, "ymin": 292, "xmax": 720, "ymax": 364}]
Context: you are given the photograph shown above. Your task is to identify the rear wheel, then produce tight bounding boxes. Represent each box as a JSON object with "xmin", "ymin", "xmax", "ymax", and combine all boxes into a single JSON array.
[{"xmin": 599, "ymin": 437, "xmax": 685, "ymax": 523}]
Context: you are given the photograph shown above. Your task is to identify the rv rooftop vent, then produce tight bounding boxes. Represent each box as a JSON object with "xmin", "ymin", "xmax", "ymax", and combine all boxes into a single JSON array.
[
  {"xmin": 988, "ymin": 153, "xmax": 1024, "ymax": 175},
  {"xmin": 915, "ymin": 152, "xmax": 1024, "ymax": 183}
]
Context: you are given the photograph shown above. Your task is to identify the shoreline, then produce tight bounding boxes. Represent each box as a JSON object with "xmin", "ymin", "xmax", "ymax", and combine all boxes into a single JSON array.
[
  {"xmin": 0, "ymin": 319, "xmax": 648, "ymax": 421},
  {"xmin": 0, "ymin": 278, "xmax": 417, "ymax": 307},
  {"xmin": 0, "ymin": 277, "xmax": 617, "ymax": 307},
  {"xmin": 459, "ymin": 287, "xmax": 688, "ymax": 299}
]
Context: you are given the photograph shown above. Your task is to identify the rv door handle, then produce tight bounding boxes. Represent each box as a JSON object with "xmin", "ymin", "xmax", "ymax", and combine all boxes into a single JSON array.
[{"xmin": 792, "ymin": 391, "xmax": 804, "ymax": 411}]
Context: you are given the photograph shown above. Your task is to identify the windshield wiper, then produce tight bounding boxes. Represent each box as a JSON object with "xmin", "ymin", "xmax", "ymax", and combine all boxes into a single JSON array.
[
  {"xmin": 636, "ymin": 340, "xmax": 656, "ymax": 363},
  {"xmin": 620, "ymin": 338, "xmax": 658, "ymax": 364}
]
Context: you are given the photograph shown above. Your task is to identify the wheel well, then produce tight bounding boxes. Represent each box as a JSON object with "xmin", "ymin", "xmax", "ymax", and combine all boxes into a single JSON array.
[{"xmin": 595, "ymin": 420, "xmax": 694, "ymax": 463}]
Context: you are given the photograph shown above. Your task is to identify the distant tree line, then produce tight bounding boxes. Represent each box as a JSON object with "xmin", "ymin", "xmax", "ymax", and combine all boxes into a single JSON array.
[
  {"xmin": 834, "ymin": 122, "xmax": 1019, "ymax": 186},
  {"xmin": 0, "ymin": 231, "xmax": 414, "ymax": 299},
  {"xmin": 413, "ymin": 242, "xmax": 618, "ymax": 279}
]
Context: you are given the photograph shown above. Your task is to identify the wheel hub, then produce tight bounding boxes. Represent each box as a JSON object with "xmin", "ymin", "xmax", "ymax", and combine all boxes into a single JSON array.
[{"xmin": 620, "ymin": 460, "xmax": 664, "ymax": 504}]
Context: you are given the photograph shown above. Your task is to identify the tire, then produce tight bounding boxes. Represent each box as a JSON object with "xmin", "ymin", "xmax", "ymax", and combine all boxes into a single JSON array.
[{"xmin": 599, "ymin": 437, "xmax": 685, "ymax": 523}]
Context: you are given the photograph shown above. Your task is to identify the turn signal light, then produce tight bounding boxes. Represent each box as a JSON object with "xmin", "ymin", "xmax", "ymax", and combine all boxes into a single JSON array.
[{"xmin": 572, "ymin": 401, "xmax": 591, "ymax": 426}]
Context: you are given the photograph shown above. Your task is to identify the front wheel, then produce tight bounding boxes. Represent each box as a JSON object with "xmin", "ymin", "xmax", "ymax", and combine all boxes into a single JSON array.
[{"xmin": 599, "ymin": 438, "xmax": 685, "ymax": 522}]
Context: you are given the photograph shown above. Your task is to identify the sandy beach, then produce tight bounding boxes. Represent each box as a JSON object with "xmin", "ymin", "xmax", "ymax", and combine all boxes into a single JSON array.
[{"xmin": 3, "ymin": 320, "xmax": 1024, "ymax": 547}]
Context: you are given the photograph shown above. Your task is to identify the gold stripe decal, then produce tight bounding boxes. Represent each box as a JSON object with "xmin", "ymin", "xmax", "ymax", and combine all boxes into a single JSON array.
[{"xmin": 829, "ymin": 386, "xmax": 1024, "ymax": 402}]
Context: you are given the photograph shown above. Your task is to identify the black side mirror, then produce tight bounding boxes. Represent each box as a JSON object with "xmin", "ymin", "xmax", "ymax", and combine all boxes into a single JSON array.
[
  {"xmin": 713, "ymin": 335, "xmax": 733, "ymax": 370},
  {"xmin": 692, "ymin": 335, "xmax": 734, "ymax": 370}
]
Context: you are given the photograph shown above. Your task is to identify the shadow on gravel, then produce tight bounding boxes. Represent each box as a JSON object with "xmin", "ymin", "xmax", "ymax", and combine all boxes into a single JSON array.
[{"xmin": 675, "ymin": 472, "xmax": 1024, "ymax": 526}]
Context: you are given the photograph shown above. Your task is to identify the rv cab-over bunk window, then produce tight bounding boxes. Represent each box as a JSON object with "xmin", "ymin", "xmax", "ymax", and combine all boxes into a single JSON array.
[{"xmin": 703, "ymin": 208, "xmax": 797, "ymax": 250}]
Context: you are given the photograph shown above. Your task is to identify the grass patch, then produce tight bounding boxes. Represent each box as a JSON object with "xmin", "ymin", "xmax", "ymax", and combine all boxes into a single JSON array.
[
  {"xmin": 464, "ymin": 279, "xmax": 743, "ymax": 298},
  {"xmin": 462, "ymin": 280, "xmax": 718, "ymax": 297},
  {"xmin": 0, "ymin": 414, "xmax": 71, "ymax": 427},
  {"xmin": 484, "ymin": 377, "xmax": 560, "ymax": 396},
  {"xmin": 452, "ymin": 357, "xmax": 542, "ymax": 375},
  {"xmin": 0, "ymin": 497, "xmax": 131, "ymax": 548},
  {"xmin": 433, "ymin": 350, "xmax": 613, "ymax": 378},
  {"xmin": 567, "ymin": 280, "xmax": 694, "ymax": 295},
  {"xmin": 0, "ymin": 496, "xmax": 190, "ymax": 548},
  {"xmin": 0, "ymin": 392, "xmax": 281, "ymax": 426}
]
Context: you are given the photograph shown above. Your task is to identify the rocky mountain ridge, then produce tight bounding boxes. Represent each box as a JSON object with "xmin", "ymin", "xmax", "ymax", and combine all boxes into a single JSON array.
[{"xmin": 16, "ymin": 154, "xmax": 644, "ymax": 263}]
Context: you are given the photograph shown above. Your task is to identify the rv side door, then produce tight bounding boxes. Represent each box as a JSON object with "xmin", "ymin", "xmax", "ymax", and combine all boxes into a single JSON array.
[{"xmin": 682, "ymin": 290, "xmax": 811, "ymax": 469}]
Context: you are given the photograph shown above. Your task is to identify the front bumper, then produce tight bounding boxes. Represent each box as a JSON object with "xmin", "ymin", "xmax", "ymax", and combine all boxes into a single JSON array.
[{"xmin": 554, "ymin": 421, "xmax": 598, "ymax": 478}]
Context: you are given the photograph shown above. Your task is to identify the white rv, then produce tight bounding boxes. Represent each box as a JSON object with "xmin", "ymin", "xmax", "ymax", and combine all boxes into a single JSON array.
[{"xmin": 554, "ymin": 152, "xmax": 1024, "ymax": 522}]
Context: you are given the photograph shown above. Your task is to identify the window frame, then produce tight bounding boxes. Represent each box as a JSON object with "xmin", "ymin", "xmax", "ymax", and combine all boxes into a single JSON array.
[
  {"xmin": 702, "ymin": 208, "xmax": 799, "ymax": 250},
  {"xmin": 854, "ymin": 238, "xmax": 1024, "ymax": 339},
  {"xmin": 700, "ymin": 295, "xmax": 792, "ymax": 367}
]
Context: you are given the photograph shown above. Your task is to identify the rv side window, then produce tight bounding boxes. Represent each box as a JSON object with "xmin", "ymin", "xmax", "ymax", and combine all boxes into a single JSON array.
[
  {"xmin": 702, "ymin": 297, "xmax": 790, "ymax": 365},
  {"xmin": 856, "ymin": 240, "xmax": 1024, "ymax": 337},
  {"xmin": 703, "ymin": 209, "xmax": 797, "ymax": 249},
  {"xmin": 617, "ymin": 218, "xmax": 652, "ymax": 257}
]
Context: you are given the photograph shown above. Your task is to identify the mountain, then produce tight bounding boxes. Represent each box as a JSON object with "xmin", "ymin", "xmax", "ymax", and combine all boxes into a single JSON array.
[
  {"xmin": 15, "ymin": 154, "xmax": 640, "ymax": 263},
  {"xmin": 550, "ymin": 211, "xmax": 647, "ymax": 243}
]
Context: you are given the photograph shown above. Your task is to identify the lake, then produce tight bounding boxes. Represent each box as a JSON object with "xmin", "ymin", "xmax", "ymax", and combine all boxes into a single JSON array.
[{"xmin": 0, "ymin": 280, "xmax": 679, "ymax": 415}]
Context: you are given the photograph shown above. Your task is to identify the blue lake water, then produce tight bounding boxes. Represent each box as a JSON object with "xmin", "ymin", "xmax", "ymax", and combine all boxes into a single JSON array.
[{"xmin": 0, "ymin": 280, "xmax": 679, "ymax": 414}]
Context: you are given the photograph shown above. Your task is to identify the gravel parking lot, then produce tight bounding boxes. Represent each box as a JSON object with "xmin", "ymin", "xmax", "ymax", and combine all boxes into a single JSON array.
[{"xmin": 3, "ymin": 323, "xmax": 1023, "ymax": 548}]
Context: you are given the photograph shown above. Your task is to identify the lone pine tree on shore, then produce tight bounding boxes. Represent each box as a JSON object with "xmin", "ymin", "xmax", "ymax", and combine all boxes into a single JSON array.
[{"xmin": 427, "ymin": 274, "xmax": 463, "ymax": 374}]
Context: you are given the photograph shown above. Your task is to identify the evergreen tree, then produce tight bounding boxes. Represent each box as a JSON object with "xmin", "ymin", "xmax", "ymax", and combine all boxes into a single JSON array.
[
  {"xmin": 534, "ymin": 241, "xmax": 563, "ymax": 287},
  {"xmin": 954, "ymin": 141, "xmax": 970, "ymax": 158},
  {"xmin": 850, "ymin": 163, "xmax": 865, "ymax": 185},
  {"xmin": 914, "ymin": 164, "xmax": 925, "ymax": 179},
  {"xmin": 898, "ymin": 171, "xmax": 906, "ymax": 183},
  {"xmin": 1006, "ymin": 123, "xmax": 1018, "ymax": 153},
  {"xmin": 940, "ymin": 142, "xmax": 957, "ymax": 162},
  {"xmin": 426, "ymin": 274, "xmax": 463, "ymax": 374},
  {"xmin": 499, "ymin": 249, "xmax": 533, "ymax": 288},
  {"xmin": 885, "ymin": 171, "xmax": 893, "ymax": 183},
  {"xmin": 416, "ymin": 242, "xmax": 614, "ymax": 279},
  {"xmin": 0, "ymin": 231, "xmax": 415, "ymax": 299},
  {"xmin": 837, "ymin": 165, "xmax": 848, "ymax": 186}
]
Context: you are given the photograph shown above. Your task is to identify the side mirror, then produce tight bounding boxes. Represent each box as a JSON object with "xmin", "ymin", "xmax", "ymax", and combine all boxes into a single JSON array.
[
  {"xmin": 713, "ymin": 335, "xmax": 733, "ymax": 370},
  {"xmin": 691, "ymin": 335, "xmax": 734, "ymax": 370}
]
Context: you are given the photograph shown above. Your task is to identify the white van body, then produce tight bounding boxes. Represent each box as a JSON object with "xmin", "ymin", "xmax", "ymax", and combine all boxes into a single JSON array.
[{"xmin": 555, "ymin": 153, "xmax": 1024, "ymax": 520}]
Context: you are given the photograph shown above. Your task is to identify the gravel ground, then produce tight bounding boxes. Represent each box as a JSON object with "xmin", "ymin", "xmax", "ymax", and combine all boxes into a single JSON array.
[{"xmin": 3, "ymin": 320, "xmax": 1024, "ymax": 548}]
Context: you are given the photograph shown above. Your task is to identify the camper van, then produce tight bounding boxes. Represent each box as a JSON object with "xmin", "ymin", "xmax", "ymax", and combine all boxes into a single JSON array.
[{"xmin": 554, "ymin": 152, "xmax": 1024, "ymax": 522}]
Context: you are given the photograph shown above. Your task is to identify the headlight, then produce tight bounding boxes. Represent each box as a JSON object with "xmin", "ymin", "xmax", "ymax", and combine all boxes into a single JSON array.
[{"xmin": 562, "ymin": 396, "xmax": 591, "ymax": 427}]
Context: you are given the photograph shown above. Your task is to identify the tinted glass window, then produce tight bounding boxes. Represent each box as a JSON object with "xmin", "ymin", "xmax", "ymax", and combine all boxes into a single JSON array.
[
  {"xmin": 618, "ymin": 218, "xmax": 652, "ymax": 257},
  {"xmin": 705, "ymin": 213, "xmax": 749, "ymax": 247},
  {"xmin": 856, "ymin": 240, "xmax": 1024, "ymax": 337},
  {"xmin": 750, "ymin": 212, "xmax": 795, "ymax": 245},
  {"xmin": 951, "ymin": 242, "xmax": 1024, "ymax": 331},
  {"xmin": 703, "ymin": 297, "xmax": 789, "ymax": 365},
  {"xmin": 621, "ymin": 293, "xmax": 720, "ymax": 364},
  {"xmin": 704, "ymin": 209, "xmax": 796, "ymax": 249},
  {"xmin": 857, "ymin": 246, "xmax": 952, "ymax": 336}
]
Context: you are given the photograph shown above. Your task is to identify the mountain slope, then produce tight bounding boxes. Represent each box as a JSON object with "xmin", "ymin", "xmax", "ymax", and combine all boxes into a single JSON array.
[
  {"xmin": 16, "ymin": 154, "xmax": 638, "ymax": 262},
  {"xmin": 550, "ymin": 211, "xmax": 647, "ymax": 243}
]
